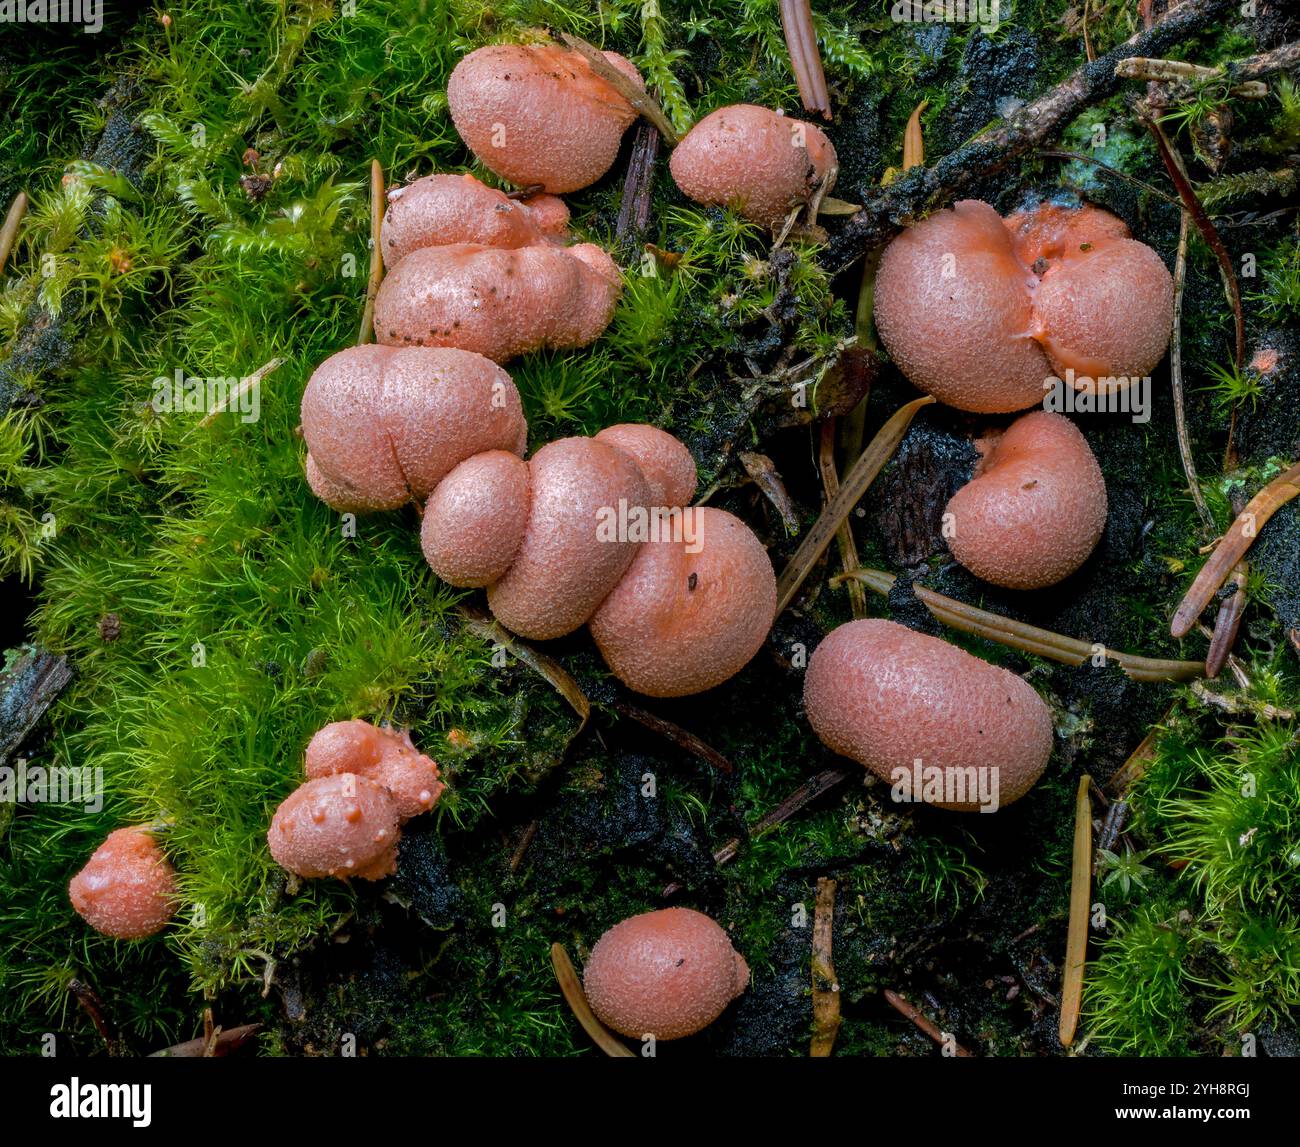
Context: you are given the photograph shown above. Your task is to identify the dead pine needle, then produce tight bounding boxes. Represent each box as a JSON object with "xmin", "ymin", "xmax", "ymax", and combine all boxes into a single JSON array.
[
  {"xmin": 810, "ymin": 876, "xmax": 840, "ymax": 1056},
  {"xmin": 1142, "ymin": 113, "xmax": 1245, "ymax": 373},
  {"xmin": 779, "ymin": 0, "xmax": 831, "ymax": 120},
  {"xmin": 883, "ymin": 989, "xmax": 972, "ymax": 1056},
  {"xmin": 1059, "ymin": 774, "xmax": 1093, "ymax": 1048},
  {"xmin": 551, "ymin": 944, "xmax": 635, "ymax": 1057},
  {"xmin": 1204, "ymin": 559, "xmax": 1248, "ymax": 678},
  {"xmin": 662, "ymin": 766, "xmax": 851, "ymax": 898},
  {"xmin": 836, "ymin": 567, "xmax": 1205, "ymax": 683},
  {"xmin": 199, "ymin": 357, "xmax": 284, "ymax": 428},
  {"xmin": 776, "ymin": 395, "xmax": 935, "ymax": 614},
  {"xmin": 459, "ymin": 604, "xmax": 590, "ymax": 734},
  {"xmin": 559, "ymin": 34, "xmax": 679, "ymax": 144},
  {"xmin": 614, "ymin": 700, "xmax": 734, "ymax": 773},
  {"xmin": 818, "ymin": 420, "xmax": 866, "ymax": 618},
  {"xmin": 902, "ymin": 99, "xmax": 928, "ymax": 170},
  {"xmin": 1171, "ymin": 461, "xmax": 1300, "ymax": 638},
  {"xmin": 357, "ymin": 158, "xmax": 385, "ymax": 345},
  {"xmin": 0, "ymin": 191, "xmax": 28, "ymax": 275},
  {"xmin": 1168, "ymin": 210, "xmax": 1215, "ymax": 533},
  {"xmin": 1106, "ymin": 721, "xmax": 1164, "ymax": 799}
]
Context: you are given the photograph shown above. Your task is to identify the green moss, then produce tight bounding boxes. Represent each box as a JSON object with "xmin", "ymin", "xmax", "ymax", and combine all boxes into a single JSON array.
[{"xmin": 1087, "ymin": 897, "xmax": 1197, "ymax": 1056}]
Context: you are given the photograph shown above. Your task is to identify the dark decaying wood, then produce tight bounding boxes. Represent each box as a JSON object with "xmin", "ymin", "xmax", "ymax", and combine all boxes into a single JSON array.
[{"xmin": 0, "ymin": 647, "xmax": 73, "ymax": 765}]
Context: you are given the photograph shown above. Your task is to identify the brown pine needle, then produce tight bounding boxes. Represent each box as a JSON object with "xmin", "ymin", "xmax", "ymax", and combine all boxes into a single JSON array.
[
  {"xmin": 1171, "ymin": 461, "xmax": 1300, "ymax": 638},
  {"xmin": 0, "ymin": 191, "xmax": 28, "ymax": 275},
  {"xmin": 559, "ymin": 34, "xmax": 679, "ymax": 144},
  {"xmin": 1168, "ymin": 210, "xmax": 1216, "ymax": 534},
  {"xmin": 1059, "ymin": 775, "xmax": 1093, "ymax": 1048},
  {"xmin": 1145, "ymin": 115, "xmax": 1244, "ymax": 372},
  {"xmin": 459, "ymin": 604, "xmax": 590, "ymax": 735},
  {"xmin": 902, "ymin": 100, "xmax": 928, "ymax": 170},
  {"xmin": 614, "ymin": 700, "xmax": 733, "ymax": 773},
  {"xmin": 810, "ymin": 877, "xmax": 841, "ymax": 1056},
  {"xmin": 1039, "ymin": 150, "xmax": 1182, "ymax": 208},
  {"xmin": 883, "ymin": 990, "xmax": 972, "ymax": 1056},
  {"xmin": 357, "ymin": 158, "xmax": 385, "ymax": 345},
  {"xmin": 551, "ymin": 944, "xmax": 636, "ymax": 1057},
  {"xmin": 818, "ymin": 420, "xmax": 866, "ymax": 619},
  {"xmin": 1106, "ymin": 721, "xmax": 1165, "ymax": 798},
  {"xmin": 776, "ymin": 395, "xmax": 935, "ymax": 615},
  {"xmin": 1204, "ymin": 560, "xmax": 1248, "ymax": 678},
  {"xmin": 835, "ymin": 567, "xmax": 1205, "ymax": 683},
  {"xmin": 779, "ymin": 0, "xmax": 831, "ymax": 120},
  {"xmin": 662, "ymin": 766, "xmax": 851, "ymax": 898},
  {"xmin": 199, "ymin": 357, "xmax": 284, "ymax": 428}
]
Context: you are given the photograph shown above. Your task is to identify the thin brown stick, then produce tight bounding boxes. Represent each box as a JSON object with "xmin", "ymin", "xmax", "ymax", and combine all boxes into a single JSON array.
[
  {"xmin": 0, "ymin": 191, "xmax": 28, "ymax": 275},
  {"xmin": 69, "ymin": 979, "xmax": 123, "ymax": 1056},
  {"xmin": 1224, "ymin": 40, "xmax": 1300, "ymax": 83},
  {"xmin": 459, "ymin": 604, "xmax": 590, "ymax": 734},
  {"xmin": 838, "ymin": 567, "xmax": 1206, "ymax": 683},
  {"xmin": 1168, "ymin": 210, "xmax": 1215, "ymax": 533},
  {"xmin": 1171, "ymin": 462, "xmax": 1300, "ymax": 638},
  {"xmin": 357, "ymin": 158, "xmax": 384, "ymax": 345},
  {"xmin": 750, "ymin": 767, "xmax": 854, "ymax": 841},
  {"xmin": 1144, "ymin": 115, "xmax": 1244, "ymax": 372},
  {"xmin": 559, "ymin": 34, "xmax": 679, "ymax": 144},
  {"xmin": 810, "ymin": 877, "xmax": 841, "ymax": 1057},
  {"xmin": 780, "ymin": 0, "xmax": 831, "ymax": 120},
  {"xmin": 1082, "ymin": 0, "xmax": 1094, "ymax": 64},
  {"xmin": 551, "ymin": 944, "xmax": 636, "ymax": 1057},
  {"xmin": 663, "ymin": 766, "xmax": 852, "ymax": 897},
  {"xmin": 1059, "ymin": 775, "xmax": 1093, "ymax": 1047},
  {"xmin": 198, "ymin": 357, "xmax": 284, "ymax": 428},
  {"xmin": 883, "ymin": 990, "xmax": 973, "ymax": 1056},
  {"xmin": 818, "ymin": 421, "xmax": 866, "ymax": 619},
  {"xmin": 614, "ymin": 700, "xmax": 733, "ymax": 774},
  {"xmin": 509, "ymin": 820, "xmax": 539, "ymax": 874},
  {"xmin": 776, "ymin": 395, "xmax": 935, "ymax": 614},
  {"xmin": 615, "ymin": 120, "xmax": 660, "ymax": 250}
]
